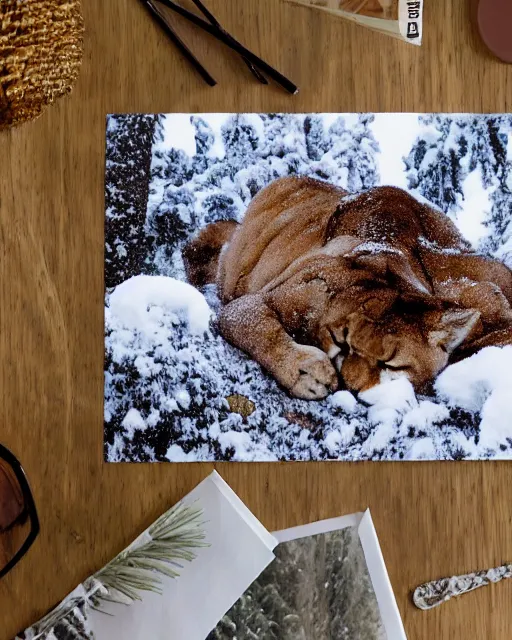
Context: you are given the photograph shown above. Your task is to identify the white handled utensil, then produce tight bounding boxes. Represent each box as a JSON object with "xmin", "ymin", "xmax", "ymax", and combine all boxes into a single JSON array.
[{"xmin": 413, "ymin": 564, "xmax": 512, "ymax": 610}]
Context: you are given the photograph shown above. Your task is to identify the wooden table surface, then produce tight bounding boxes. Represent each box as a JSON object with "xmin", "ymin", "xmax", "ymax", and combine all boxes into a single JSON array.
[{"xmin": 2, "ymin": 0, "xmax": 512, "ymax": 637}]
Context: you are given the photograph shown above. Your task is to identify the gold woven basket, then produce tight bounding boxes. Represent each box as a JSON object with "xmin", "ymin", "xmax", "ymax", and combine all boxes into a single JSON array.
[{"xmin": 0, "ymin": 0, "xmax": 84, "ymax": 130}]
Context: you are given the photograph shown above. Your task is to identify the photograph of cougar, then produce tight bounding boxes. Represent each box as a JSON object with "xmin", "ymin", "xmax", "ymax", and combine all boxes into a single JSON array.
[
  {"xmin": 105, "ymin": 113, "xmax": 512, "ymax": 462},
  {"xmin": 184, "ymin": 176, "xmax": 512, "ymax": 400}
]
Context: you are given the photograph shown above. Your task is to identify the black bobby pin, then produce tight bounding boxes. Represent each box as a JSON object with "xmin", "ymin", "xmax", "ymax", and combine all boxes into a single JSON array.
[
  {"xmin": 140, "ymin": 0, "xmax": 298, "ymax": 94},
  {"xmin": 189, "ymin": 0, "xmax": 268, "ymax": 84},
  {"xmin": 142, "ymin": 0, "xmax": 217, "ymax": 86}
]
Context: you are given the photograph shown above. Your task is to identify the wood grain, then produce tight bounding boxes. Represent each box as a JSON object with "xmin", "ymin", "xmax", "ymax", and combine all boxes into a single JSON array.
[{"xmin": 1, "ymin": 0, "xmax": 512, "ymax": 637}]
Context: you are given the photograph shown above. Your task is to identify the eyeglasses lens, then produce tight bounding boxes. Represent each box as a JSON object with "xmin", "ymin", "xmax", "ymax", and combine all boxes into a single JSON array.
[{"xmin": 0, "ymin": 458, "xmax": 29, "ymax": 574}]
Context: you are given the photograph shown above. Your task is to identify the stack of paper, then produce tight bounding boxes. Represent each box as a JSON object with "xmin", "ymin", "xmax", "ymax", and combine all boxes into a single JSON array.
[{"xmin": 18, "ymin": 472, "xmax": 406, "ymax": 639}]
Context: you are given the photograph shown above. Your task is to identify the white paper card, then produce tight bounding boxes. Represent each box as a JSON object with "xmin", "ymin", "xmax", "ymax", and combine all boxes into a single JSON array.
[{"xmin": 89, "ymin": 471, "xmax": 277, "ymax": 640}]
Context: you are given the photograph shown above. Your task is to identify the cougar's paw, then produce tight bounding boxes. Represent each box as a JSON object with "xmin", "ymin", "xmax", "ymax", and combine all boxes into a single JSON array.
[{"xmin": 289, "ymin": 345, "xmax": 338, "ymax": 400}]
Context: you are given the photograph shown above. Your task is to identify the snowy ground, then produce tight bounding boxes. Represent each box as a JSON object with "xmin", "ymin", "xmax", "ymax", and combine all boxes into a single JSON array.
[
  {"xmin": 105, "ymin": 275, "xmax": 512, "ymax": 462},
  {"xmin": 105, "ymin": 113, "xmax": 512, "ymax": 462}
]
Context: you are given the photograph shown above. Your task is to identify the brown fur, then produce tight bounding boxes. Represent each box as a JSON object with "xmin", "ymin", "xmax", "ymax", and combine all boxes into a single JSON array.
[
  {"xmin": 183, "ymin": 220, "xmax": 238, "ymax": 288},
  {"xmin": 184, "ymin": 177, "xmax": 512, "ymax": 399}
]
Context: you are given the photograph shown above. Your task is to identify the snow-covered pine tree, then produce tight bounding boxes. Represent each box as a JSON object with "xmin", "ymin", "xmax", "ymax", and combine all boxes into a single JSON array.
[
  {"xmin": 191, "ymin": 116, "xmax": 214, "ymax": 168},
  {"xmin": 326, "ymin": 528, "xmax": 385, "ymax": 639},
  {"xmin": 343, "ymin": 114, "xmax": 380, "ymax": 192},
  {"xmin": 305, "ymin": 115, "xmax": 379, "ymax": 190},
  {"xmin": 145, "ymin": 117, "xmax": 199, "ymax": 278},
  {"xmin": 317, "ymin": 115, "xmax": 380, "ymax": 191},
  {"xmin": 259, "ymin": 114, "xmax": 308, "ymax": 175},
  {"xmin": 492, "ymin": 176, "xmax": 512, "ymax": 264},
  {"xmin": 105, "ymin": 114, "xmax": 158, "ymax": 287},
  {"xmin": 151, "ymin": 147, "xmax": 192, "ymax": 185},
  {"xmin": 146, "ymin": 184, "xmax": 195, "ymax": 268},
  {"xmin": 404, "ymin": 114, "xmax": 512, "ymax": 254},
  {"xmin": 142, "ymin": 113, "xmax": 381, "ymax": 278},
  {"xmin": 208, "ymin": 529, "xmax": 386, "ymax": 640},
  {"xmin": 208, "ymin": 541, "xmax": 307, "ymax": 640},
  {"xmin": 222, "ymin": 114, "xmax": 260, "ymax": 172},
  {"xmin": 217, "ymin": 114, "xmax": 271, "ymax": 204},
  {"xmin": 304, "ymin": 114, "xmax": 328, "ymax": 161}
]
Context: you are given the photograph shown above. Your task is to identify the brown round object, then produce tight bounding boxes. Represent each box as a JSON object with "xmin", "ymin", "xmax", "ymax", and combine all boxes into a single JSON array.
[
  {"xmin": 0, "ymin": 0, "xmax": 84, "ymax": 130},
  {"xmin": 478, "ymin": 0, "xmax": 512, "ymax": 63}
]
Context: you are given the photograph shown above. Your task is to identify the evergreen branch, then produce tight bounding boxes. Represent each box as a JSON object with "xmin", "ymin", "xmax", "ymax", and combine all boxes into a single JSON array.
[{"xmin": 93, "ymin": 501, "xmax": 207, "ymax": 608}]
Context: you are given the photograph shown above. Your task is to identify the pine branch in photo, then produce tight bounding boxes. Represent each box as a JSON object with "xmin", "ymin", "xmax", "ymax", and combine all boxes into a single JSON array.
[
  {"xmin": 17, "ymin": 503, "xmax": 206, "ymax": 639},
  {"xmin": 92, "ymin": 501, "xmax": 206, "ymax": 607}
]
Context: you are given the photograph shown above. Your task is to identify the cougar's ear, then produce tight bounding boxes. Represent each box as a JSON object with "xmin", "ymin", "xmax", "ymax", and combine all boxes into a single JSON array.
[
  {"xmin": 428, "ymin": 309, "xmax": 481, "ymax": 354},
  {"xmin": 350, "ymin": 250, "xmax": 433, "ymax": 298}
]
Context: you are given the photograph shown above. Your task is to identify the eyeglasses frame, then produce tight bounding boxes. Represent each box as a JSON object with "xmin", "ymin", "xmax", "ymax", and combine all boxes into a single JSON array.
[{"xmin": 0, "ymin": 443, "xmax": 39, "ymax": 579}]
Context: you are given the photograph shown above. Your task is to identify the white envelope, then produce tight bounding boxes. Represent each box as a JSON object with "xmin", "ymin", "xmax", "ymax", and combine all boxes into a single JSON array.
[
  {"xmin": 89, "ymin": 471, "xmax": 277, "ymax": 640},
  {"xmin": 272, "ymin": 510, "xmax": 407, "ymax": 640}
]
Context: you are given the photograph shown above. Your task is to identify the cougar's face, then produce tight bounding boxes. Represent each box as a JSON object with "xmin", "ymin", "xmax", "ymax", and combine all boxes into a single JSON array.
[{"xmin": 320, "ymin": 305, "xmax": 480, "ymax": 393}]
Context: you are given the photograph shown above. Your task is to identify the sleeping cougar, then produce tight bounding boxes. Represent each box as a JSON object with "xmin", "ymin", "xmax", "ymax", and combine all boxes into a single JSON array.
[{"xmin": 183, "ymin": 177, "xmax": 512, "ymax": 399}]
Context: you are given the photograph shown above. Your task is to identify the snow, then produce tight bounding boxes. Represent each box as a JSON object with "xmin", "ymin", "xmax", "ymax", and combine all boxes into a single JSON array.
[
  {"xmin": 109, "ymin": 275, "xmax": 212, "ymax": 335},
  {"xmin": 370, "ymin": 113, "xmax": 420, "ymax": 188},
  {"xmin": 360, "ymin": 378, "xmax": 418, "ymax": 427},
  {"xmin": 405, "ymin": 438, "xmax": 436, "ymax": 460},
  {"xmin": 361, "ymin": 422, "xmax": 396, "ymax": 456},
  {"xmin": 324, "ymin": 430, "xmax": 343, "ymax": 455},
  {"xmin": 121, "ymin": 408, "xmax": 147, "ymax": 439},
  {"xmin": 401, "ymin": 401, "xmax": 450, "ymax": 431},
  {"xmin": 175, "ymin": 389, "xmax": 191, "ymax": 410},
  {"xmin": 165, "ymin": 444, "xmax": 190, "ymax": 462},
  {"xmin": 337, "ymin": 422, "xmax": 357, "ymax": 446},
  {"xmin": 106, "ymin": 115, "xmax": 118, "ymax": 134},
  {"xmin": 155, "ymin": 114, "xmax": 197, "ymax": 157},
  {"xmin": 106, "ymin": 277, "xmax": 506, "ymax": 461},
  {"xmin": 105, "ymin": 112, "xmax": 512, "ymax": 462},
  {"xmin": 454, "ymin": 168, "xmax": 492, "ymax": 249},
  {"xmin": 352, "ymin": 241, "xmax": 403, "ymax": 256},
  {"xmin": 435, "ymin": 346, "xmax": 512, "ymax": 450},
  {"xmin": 329, "ymin": 391, "xmax": 358, "ymax": 414}
]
